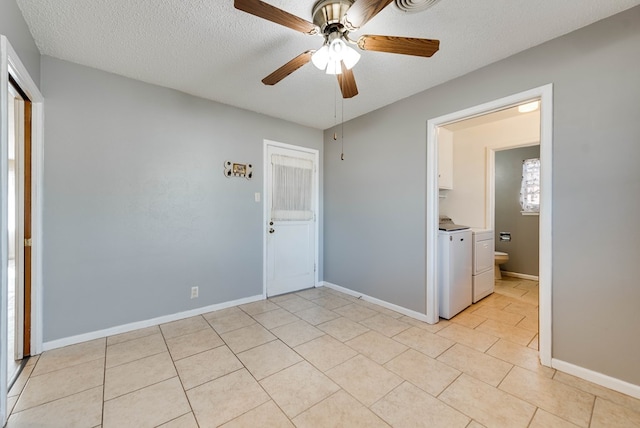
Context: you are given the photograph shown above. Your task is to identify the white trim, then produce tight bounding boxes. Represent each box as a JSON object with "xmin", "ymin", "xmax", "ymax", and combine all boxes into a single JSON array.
[
  {"xmin": 263, "ymin": 140, "xmax": 320, "ymax": 298},
  {"xmin": 1, "ymin": 35, "xmax": 44, "ymax": 426},
  {"xmin": 42, "ymin": 294, "xmax": 264, "ymax": 352},
  {"xmin": 5, "ymin": 38, "xmax": 44, "ymax": 357},
  {"xmin": 30, "ymin": 102, "xmax": 44, "ymax": 356},
  {"xmin": 426, "ymin": 84, "xmax": 553, "ymax": 367},
  {"xmin": 552, "ymin": 359, "xmax": 640, "ymax": 400},
  {"xmin": 538, "ymin": 86, "xmax": 553, "ymax": 367},
  {"xmin": 321, "ymin": 281, "xmax": 430, "ymax": 323},
  {"xmin": 12, "ymin": 92, "xmax": 25, "ymax": 360},
  {"xmin": 425, "ymin": 123, "xmax": 439, "ymax": 324},
  {"xmin": 486, "ymin": 147, "xmax": 493, "ymax": 233},
  {"xmin": 501, "ymin": 271, "xmax": 539, "ymax": 281},
  {"xmin": 1, "ymin": 36, "xmax": 9, "ymax": 428}
]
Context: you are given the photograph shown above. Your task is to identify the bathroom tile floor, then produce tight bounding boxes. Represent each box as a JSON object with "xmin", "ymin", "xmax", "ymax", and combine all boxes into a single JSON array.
[{"xmin": 6, "ymin": 278, "xmax": 640, "ymax": 427}]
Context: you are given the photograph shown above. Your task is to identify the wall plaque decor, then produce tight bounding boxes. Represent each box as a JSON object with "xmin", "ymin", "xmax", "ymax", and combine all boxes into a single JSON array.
[{"xmin": 224, "ymin": 161, "xmax": 253, "ymax": 179}]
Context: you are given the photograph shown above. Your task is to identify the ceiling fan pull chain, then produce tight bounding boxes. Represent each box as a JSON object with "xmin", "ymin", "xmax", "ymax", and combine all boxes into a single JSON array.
[
  {"xmin": 334, "ymin": 80, "xmax": 338, "ymax": 142},
  {"xmin": 341, "ymin": 95, "xmax": 345, "ymax": 160}
]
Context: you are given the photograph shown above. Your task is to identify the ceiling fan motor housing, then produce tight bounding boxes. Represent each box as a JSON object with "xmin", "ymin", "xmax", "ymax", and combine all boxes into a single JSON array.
[{"xmin": 312, "ymin": 0, "xmax": 354, "ymax": 35}]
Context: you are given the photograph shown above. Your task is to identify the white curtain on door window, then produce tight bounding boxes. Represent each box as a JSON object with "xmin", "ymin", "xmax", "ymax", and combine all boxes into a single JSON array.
[
  {"xmin": 271, "ymin": 154, "xmax": 314, "ymax": 221},
  {"xmin": 520, "ymin": 158, "xmax": 541, "ymax": 212}
]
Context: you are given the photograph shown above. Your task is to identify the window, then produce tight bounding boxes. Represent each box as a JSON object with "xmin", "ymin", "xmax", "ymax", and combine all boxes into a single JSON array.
[
  {"xmin": 271, "ymin": 154, "xmax": 314, "ymax": 221},
  {"xmin": 520, "ymin": 158, "xmax": 540, "ymax": 214}
]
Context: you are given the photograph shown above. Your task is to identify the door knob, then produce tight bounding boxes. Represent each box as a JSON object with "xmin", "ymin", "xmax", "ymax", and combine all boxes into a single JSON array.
[{"xmin": 269, "ymin": 228, "xmax": 275, "ymax": 234}]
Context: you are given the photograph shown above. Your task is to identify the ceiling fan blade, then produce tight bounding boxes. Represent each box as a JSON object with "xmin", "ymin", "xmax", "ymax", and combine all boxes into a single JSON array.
[
  {"xmin": 234, "ymin": 0, "xmax": 317, "ymax": 34},
  {"xmin": 344, "ymin": 0, "xmax": 394, "ymax": 30},
  {"xmin": 337, "ymin": 62, "xmax": 358, "ymax": 98},
  {"xmin": 357, "ymin": 35, "xmax": 440, "ymax": 57},
  {"xmin": 262, "ymin": 51, "xmax": 314, "ymax": 86}
]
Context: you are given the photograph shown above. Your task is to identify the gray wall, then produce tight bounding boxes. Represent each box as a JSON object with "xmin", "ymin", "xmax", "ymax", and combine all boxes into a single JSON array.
[
  {"xmin": 324, "ymin": 6, "xmax": 640, "ymax": 385},
  {"xmin": 41, "ymin": 56, "xmax": 323, "ymax": 341},
  {"xmin": 495, "ymin": 146, "xmax": 540, "ymax": 276},
  {"xmin": 0, "ymin": 0, "xmax": 40, "ymax": 86}
]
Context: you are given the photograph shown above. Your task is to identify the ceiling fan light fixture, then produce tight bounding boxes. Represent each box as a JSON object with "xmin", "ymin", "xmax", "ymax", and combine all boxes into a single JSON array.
[
  {"xmin": 312, "ymin": 36, "xmax": 361, "ymax": 74},
  {"xmin": 341, "ymin": 44, "xmax": 361, "ymax": 69},
  {"xmin": 311, "ymin": 45, "xmax": 330, "ymax": 69},
  {"xmin": 328, "ymin": 38, "xmax": 345, "ymax": 60},
  {"xmin": 325, "ymin": 59, "xmax": 342, "ymax": 75}
]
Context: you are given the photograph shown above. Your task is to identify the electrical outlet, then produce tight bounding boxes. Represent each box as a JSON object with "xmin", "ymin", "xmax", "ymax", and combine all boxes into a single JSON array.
[{"xmin": 191, "ymin": 286, "xmax": 199, "ymax": 299}]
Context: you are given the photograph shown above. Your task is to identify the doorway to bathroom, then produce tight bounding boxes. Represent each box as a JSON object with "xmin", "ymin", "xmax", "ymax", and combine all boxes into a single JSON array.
[
  {"xmin": 490, "ymin": 145, "xmax": 540, "ymax": 281},
  {"xmin": 489, "ymin": 144, "xmax": 541, "ymax": 341},
  {"xmin": 426, "ymin": 84, "xmax": 552, "ymax": 366}
]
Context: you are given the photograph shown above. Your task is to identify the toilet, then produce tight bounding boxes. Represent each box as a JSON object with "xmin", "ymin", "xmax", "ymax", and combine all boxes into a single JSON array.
[{"xmin": 494, "ymin": 251, "xmax": 509, "ymax": 279}]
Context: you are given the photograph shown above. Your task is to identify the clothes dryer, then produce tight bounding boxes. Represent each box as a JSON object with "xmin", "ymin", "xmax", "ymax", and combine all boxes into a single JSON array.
[{"xmin": 471, "ymin": 229, "xmax": 494, "ymax": 303}]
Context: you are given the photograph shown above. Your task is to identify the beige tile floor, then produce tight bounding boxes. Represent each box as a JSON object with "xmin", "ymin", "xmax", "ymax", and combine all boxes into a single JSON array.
[{"xmin": 6, "ymin": 277, "xmax": 640, "ymax": 427}]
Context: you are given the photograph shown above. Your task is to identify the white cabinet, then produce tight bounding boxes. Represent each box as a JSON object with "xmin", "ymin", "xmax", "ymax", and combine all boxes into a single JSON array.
[{"xmin": 438, "ymin": 128, "xmax": 453, "ymax": 189}]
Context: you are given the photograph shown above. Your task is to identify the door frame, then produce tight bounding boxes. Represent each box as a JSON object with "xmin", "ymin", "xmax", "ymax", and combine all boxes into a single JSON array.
[
  {"xmin": 1, "ymin": 35, "xmax": 44, "ymax": 425},
  {"xmin": 8, "ymin": 82, "xmax": 26, "ymax": 362},
  {"xmin": 486, "ymin": 141, "xmax": 540, "ymax": 233},
  {"xmin": 262, "ymin": 140, "xmax": 319, "ymax": 298},
  {"xmin": 426, "ymin": 84, "xmax": 553, "ymax": 366}
]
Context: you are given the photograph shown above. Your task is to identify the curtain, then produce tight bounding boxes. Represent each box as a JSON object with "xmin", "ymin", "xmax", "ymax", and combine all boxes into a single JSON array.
[
  {"xmin": 520, "ymin": 158, "xmax": 540, "ymax": 212},
  {"xmin": 271, "ymin": 154, "xmax": 314, "ymax": 221}
]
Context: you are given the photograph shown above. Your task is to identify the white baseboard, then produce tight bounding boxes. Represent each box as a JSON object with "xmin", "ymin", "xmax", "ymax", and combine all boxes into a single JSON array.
[
  {"xmin": 42, "ymin": 294, "xmax": 264, "ymax": 352},
  {"xmin": 552, "ymin": 358, "xmax": 640, "ymax": 400},
  {"xmin": 319, "ymin": 281, "xmax": 430, "ymax": 323},
  {"xmin": 501, "ymin": 271, "xmax": 539, "ymax": 281}
]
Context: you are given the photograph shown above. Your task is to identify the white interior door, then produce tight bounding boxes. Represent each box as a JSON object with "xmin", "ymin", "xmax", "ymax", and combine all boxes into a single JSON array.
[{"xmin": 265, "ymin": 143, "xmax": 318, "ymax": 297}]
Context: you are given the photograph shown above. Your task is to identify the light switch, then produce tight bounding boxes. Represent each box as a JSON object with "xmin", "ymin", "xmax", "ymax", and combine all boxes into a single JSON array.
[{"xmin": 255, "ymin": 192, "xmax": 261, "ymax": 202}]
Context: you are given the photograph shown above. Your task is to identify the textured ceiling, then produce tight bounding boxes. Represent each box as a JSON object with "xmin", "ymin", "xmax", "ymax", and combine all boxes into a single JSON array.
[{"xmin": 16, "ymin": 0, "xmax": 640, "ymax": 129}]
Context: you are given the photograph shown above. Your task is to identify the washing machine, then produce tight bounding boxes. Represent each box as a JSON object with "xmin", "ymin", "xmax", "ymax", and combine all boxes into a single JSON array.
[
  {"xmin": 438, "ymin": 228, "xmax": 472, "ymax": 319},
  {"xmin": 471, "ymin": 229, "xmax": 494, "ymax": 303}
]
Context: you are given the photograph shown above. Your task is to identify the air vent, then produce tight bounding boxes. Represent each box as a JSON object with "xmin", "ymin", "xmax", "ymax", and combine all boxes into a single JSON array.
[{"xmin": 394, "ymin": 0, "xmax": 441, "ymax": 13}]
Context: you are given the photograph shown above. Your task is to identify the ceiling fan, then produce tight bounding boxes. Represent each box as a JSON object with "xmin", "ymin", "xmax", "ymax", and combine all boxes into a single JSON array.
[{"xmin": 234, "ymin": 0, "xmax": 440, "ymax": 98}]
